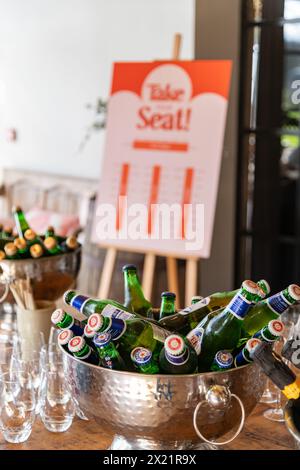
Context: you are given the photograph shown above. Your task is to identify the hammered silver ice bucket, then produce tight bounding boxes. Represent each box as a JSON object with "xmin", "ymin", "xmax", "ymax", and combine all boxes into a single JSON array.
[
  {"xmin": 0, "ymin": 248, "xmax": 81, "ymax": 301},
  {"xmin": 62, "ymin": 348, "xmax": 266, "ymax": 450}
]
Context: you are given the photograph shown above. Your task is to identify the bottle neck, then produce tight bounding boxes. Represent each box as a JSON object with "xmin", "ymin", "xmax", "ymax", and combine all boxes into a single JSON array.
[
  {"xmin": 254, "ymin": 325, "xmax": 277, "ymax": 342},
  {"xmin": 266, "ymin": 289, "xmax": 296, "ymax": 316},
  {"xmin": 14, "ymin": 210, "xmax": 30, "ymax": 237},
  {"xmin": 57, "ymin": 313, "xmax": 73, "ymax": 329},
  {"xmin": 165, "ymin": 344, "xmax": 189, "ymax": 366},
  {"xmin": 160, "ymin": 297, "xmax": 175, "ymax": 317},
  {"xmin": 124, "ymin": 271, "xmax": 146, "ymax": 301},
  {"xmin": 74, "ymin": 343, "xmax": 91, "ymax": 359},
  {"xmin": 222, "ymin": 290, "xmax": 253, "ymax": 321}
]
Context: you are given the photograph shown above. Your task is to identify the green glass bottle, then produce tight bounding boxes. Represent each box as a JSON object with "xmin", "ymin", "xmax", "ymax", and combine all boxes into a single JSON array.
[
  {"xmin": 57, "ymin": 329, "xmax": 74, "ymax": 352},
  {"xmin": 60, "ymin": 236, "xmax": 79, "ymax": 253},
  {"xmin": 243, "ymin": 284, "xmax": 300, "ymax": 336},
  {"xmin": 2, "ymin": 226, "xmax": 13, "ymax": 238},
  {"xmin": 68, "ymin": 336, "xmax": 99, "ymax": 365},
  {"xmin": 93, "ymin": 332, "xmax": 125, "ymax": 370},
  {"xmin": 123, "ymin": 264, "xmax": 152, "ymax": 317},
  {"xmin": 64, "ymin": 290, "xmax": 157, "ymax": 323},
  {"xmin": 210, "ymin": 350, "xmax": 233, "ymax": 372},
  {"xmin": 159, "ymin": 292, "xmax": 176, "ymax": 320},
  {"xmin": 51, "ymin": 308, "xmax": 87, "ymax": 336},
  {"xmin": 159, "ymin": 334, "xmax": 198, "ymax": 374},
  {"xmin": 29, "ymin": 243, "xmax": 44, "ymax": 258},
  {"xmin": 87, "ymin": 312, "xmax": 171, "ymax": 356},
  {"xmin": 195, "ymin": 280, "xmax": 260, "ymax": 371},
  {"xmin": 253, "ymin": 319, "xmax": 284, "ymax": 343},
  {"xmin": 4, "ymin": 242, "xmax": 20, "ymax": 259},
  {"xmin": 12, "ymin": 206, "xmax": 31, "ymax": 238},
  {"xmin": 191, "ymin": 296, "xmax": 203, "ymax": 305},
  {"xmin": 234, "ymin": 338, "xmax": 261, "ymax": 368},
  {"xmin": 24, "ymin": 229, "xmax": 41, "ymax": 246},
  {"xmin": 130, "ymin": 347, "xmax": 160, "ymax": 374},
  {"xmin": 44, "ymin": 236, "xmax": 62, "ymax": 255},
  {"xmin": 45, "ymin": 226, "xmax": 55, "ymax": 238},
  {"xmin": 14, "ymin": 237, "xmax": 29, "ymax": 258}
]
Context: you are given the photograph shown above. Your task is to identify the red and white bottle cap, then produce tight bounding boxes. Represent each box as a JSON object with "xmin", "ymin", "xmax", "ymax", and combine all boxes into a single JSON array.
[
  {"xmin": 288, "ymin": 284, "xmax": 300, "ymax": 302},
  {"xmin": 268, "ymin": 319, "xmax": 284, "ymax": 336},
  {"xmin": 164, "ymin": 335, "xmax": 185, "ymax": 356},
  {"xmin": 51, "ymin": 308, "xmax": 65, "ymax": 324},
  {"xmin": 84, "ymin": 324, "xmax": 96, "ymax": 338},
  {"xmin": 68, "ymin": 336, "xmax": 85, "ymax": 353},
  {"xmin": 246, "ymin": 338, "xmax": 261, "ymax": 352},
  {"xmin": 242, "ymin": 280, "xmax": 259, "ymax": 295},
  {"xmin": 58, "ymin": 329, "xmax": 74, "ymax": 345},
  {"xmin": 88, "ymin": 313, "xmax": 103, "ymax": 331}
]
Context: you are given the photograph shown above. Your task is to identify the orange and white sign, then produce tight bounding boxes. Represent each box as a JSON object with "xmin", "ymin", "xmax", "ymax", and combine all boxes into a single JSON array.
[{"xmin": 92, "ymin": 60, "xmax": 232, "ymax": 258}]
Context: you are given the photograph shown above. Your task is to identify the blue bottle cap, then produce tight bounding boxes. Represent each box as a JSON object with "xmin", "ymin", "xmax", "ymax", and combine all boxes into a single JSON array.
[
  {"xmin": 213, "ymin": 350, "xmax": 233, "ymax": 369},
  {"xmin": 161, "ymin": 292, "xmax": 176, "ymax": 299},
  {"xmin": 93, "ymin": 332, "xmax": 112, "ymax": 348},
  {"xmin": 131, "ymin": 347, "xmax": 152, "ymax": 366}
]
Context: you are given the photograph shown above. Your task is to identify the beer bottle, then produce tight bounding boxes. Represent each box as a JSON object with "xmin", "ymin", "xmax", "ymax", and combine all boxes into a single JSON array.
[
  {"xmin": 14, "ymin": 237, "xmax": 29, "ymax": 258},
  {"xmin": 64, "ymin": 289, "xmax": 155, "ymax": 322},
  {"xmin": 0, "ymin": 250, "xmax": 6, "ymax": 261},
  {"xmin": 60, "ymin": 236, "xmax": 79, "ymax": 252},
  {"xmin": 87, "ymin": 312, "xmax": 171, "ymax": 356},
  {"xmin": 44, "ymin": 236, "xmax": 62, "ymax": 255},
  {"xmin": 57, "ymin": 329, "xmax": 74, "ymax": 351},
  {"xmin": 243, "ymin": 284, "xmax": 300, "ymax": 336},
  {"xmin": 93, "ymin": 332, "xmax": 125, "ymax": 370},
  {"xmin": 24, "ymin": 229, "xmax": 42, "ymax": 247},
  {"xmin": 234, "ymin": 338, "xmax": 261, "ymax": 367},
  {"xmin": 30, "ymin": 243, "xmax": 44, "ymax": 259},
  {"xmin": 12, "ymin": 206, "xmax": 31, "ymax": 238},
  {"xmin": 130, "ymin": 347, "xmax": 160, "ymax": 374},
  {"xmin": 45, "ymin": 226, "xmax": 55, "ymax": 238},
  {"xmin": 252, "ymin": 341, "xmax": 300, "ymax": 400},
  {"xmin": 159, "ymin": 334, "xmax": 198, "ymax": 374},
  {"xmin": 196, "ymin": 281, "xmax": 260, "ymax": 371},
  {"xmin": 159, "ymin": 292, "xmax": 176, "ymax": 321},
  {"xmin": 4, "ymin": 242, "xmax": 20, "ymax": 259},
  {"xmin": 68, "ymin": 336, "xmax": 99, "ymax": 365},
  {"xmin": 2, "ymin": 226, "xmax": 13, "ymax": 238},
  {"xmin": 210, "ymin": 350, "xmax": 233, "ymax": 372},
  {"xmin": 191, "ymin": 296, "xmax": 203, "ymax": 305},
  {"xmin": 253, "ymin": 319, "xmax": 284, "ymax": 343},
  {"xmin": 123, "ymin": 264, "xmax": 152, "ymax": 317},
  {"xmin": 51, "ymin": 309, "xmax": 87, "ymax": 336},
  {"xmin": 0, "ymin": 224, "xmax": 3, "ymax": 237}
]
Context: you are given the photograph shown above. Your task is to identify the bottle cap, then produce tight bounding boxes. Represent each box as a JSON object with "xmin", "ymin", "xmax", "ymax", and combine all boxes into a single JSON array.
[
  {"xmin": 131, "ymin": 347, "xmax": 152, "ymax": 366},
  {"xmin": 93, "ymin": 332, "xmax": 111, "ymax": 348},
  {"xmin": 47, "ymin": 225, "xmax": 55, "ymax": 232},
  {"xmin": 24, "ymin": 229, "xmax": 36, "ymax": 241},
  {"xmin": 214, "ymin": 350, "xmax": 233, "ymax": 369},
  {"xmin": 12, "ymin": 205, "xmax": 22, "ymax": 213},
  {"xmin": 3, "ymin": 226, "xmax": 12, "ymax": 235},
  {"xmin": 84, "ymin": 324, "xmax": 96, "ymax": 338},
  {"xmin": 88, "ymin": 313, "xmax": 103, "ymax": 331},
  {"xmin": 14, "ymin": 237, "xmax": 27, "ymax": 250},
  {"xmin": 288, "ymin": 284, "xmax": 300, "ymax": 302},
  {"xmin": 4, "ymin": 242, "xmax": 17, "ymax": 257},
  {"xmin": 164, "ymin": 335, "xmax": 185, "ymax": 356},
  {"xmin": 246, "ymin": 338, "xmax": 261, "ymax": 354},
  {"xmin": 268, "ymin": 319, "xmax": 284, "ymax": 337},
  {"xmin": 161, "ymin": 291, "xmax": 176, "ymax": 299},
  {"xmin": 68, "ymin": 336, "xmax": 85, "ymax": 353},
  {"xmin": 30, "ymin": 243, "xmax": 43, "ymax": 258},
  {"xmin": 66, "ymin": 236, "xmax": 79, "ymax": 250},
  {"xmin": 51, "ymin": 308, "xmax": 66, "ymax": 325},
  {"xmin": 122, "ymin": 264, "xmax": 137, "ymax": 272},
  {"xmin": 258, "ymin": 279, "xmax": 271, "ymax": 295},
  {"xmin": 58, "ymin": 329, "xmax": 74, "ymax": 345},
  {"xmin": 242, "ymin": 280, "xmax": 259, "ymax": 295},
  {"xmin": 0, "ymin": 250, "xmax": 6, "ymax": 261},
  {"xmin": 44, "ymin": 236, "xmax": 57, "ymax": 250}
]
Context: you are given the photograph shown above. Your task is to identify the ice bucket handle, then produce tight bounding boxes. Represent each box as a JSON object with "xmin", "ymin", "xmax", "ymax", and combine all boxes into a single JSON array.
[{"xmin": 193, "ymin": 385, "xmax": 245, "ymax": 446}]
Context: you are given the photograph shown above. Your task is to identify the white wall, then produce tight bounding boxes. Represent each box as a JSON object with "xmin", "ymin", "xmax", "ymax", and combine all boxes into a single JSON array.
[{"xmin": 0, "ymin": 0, "xmax": 195, "ymax": 180}]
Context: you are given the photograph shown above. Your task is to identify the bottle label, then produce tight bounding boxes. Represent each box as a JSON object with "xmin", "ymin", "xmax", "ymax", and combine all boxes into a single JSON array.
[
  {"xmin": 101, "ymin": 304, "xmax": 135, "ymax": 320},
  {"xmin": 234, "ymin": 349, "xmax": 252, "ymax": 367},
  {"xmin": 106, "ymin": 317, "xmax": 127, "ymax": 341},
  {"xmin": 165, "ymin": 348, "xmax": 190, "ymax": 366},
  {"xmin": 186, "ymin": 326, "xmax": 204, "ymax": 355},
  {"xmin": 227, "ymin": 294, "xmax": 251, "ymax": 320},
  {"xmin": 71, "ymin": 294, "xmax": 89, "ymax": 312},
  {"xmin": 150, "ymin": 324, "xmax": 172, "ymax": 343},
  {"xmin": 266, "ymin": 293, "xmax": 292, "ymax": 316},
  {"xmin": 179, "ymin": 297, "xmax": 210, "ymax": 316}
]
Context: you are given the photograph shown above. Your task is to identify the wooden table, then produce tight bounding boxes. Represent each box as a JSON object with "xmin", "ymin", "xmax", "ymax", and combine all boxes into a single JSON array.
[{"xmin": 0, "ymin": 404, "xmax": 295, "ymax": 451}]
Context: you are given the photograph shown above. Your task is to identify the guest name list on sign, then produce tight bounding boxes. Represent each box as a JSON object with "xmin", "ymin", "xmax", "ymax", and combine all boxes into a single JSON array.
[{"xmin": 92, "ymin": 60, "xmax": 232, "ymax": 258}]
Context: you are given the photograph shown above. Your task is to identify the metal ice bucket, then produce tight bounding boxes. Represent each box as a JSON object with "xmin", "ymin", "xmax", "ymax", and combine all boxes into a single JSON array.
[
  {"xmin": 0, "ymin": 248, "xmax": 81, "ymax": 301},
  {"xmin": 62, "ymin": 348, "xmax": 266, "ymax": 450}
]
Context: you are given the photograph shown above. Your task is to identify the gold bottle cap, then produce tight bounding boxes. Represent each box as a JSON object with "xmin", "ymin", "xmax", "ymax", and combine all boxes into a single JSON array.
[
  {"xmin": 24, "ymin": 229, "xmax": 36, "ymax": 241},
  {"xmin": 14, "ymin": 237, "xmax": 27, "ymax": 251},
  {"xmin": 12, "ymin": 205, "xmax": 22, "ymax": 213},
  {"xmin": 44, "ymin": 236, "xmax": 57, "ymax": 250},
  {"xmin": 30, "ymin": 243, "xmax": 43, "ymax": 258},
  {"xmin": 0, "ymin": 250, "xmax": 6, "ymax": 260},
  {"xmin": 47, "ymin": 225, "xmax": 55, "ymax": 232},
  {"xmin": 4, "ymin": 242, "xmax": 17, "ymax": 257},
  {"xmin": 66, "ymin": 236, "xmax": 78, "ymax": 250},
  {"xmin": 3, "ymin": 226, "xmax": 13, "ymax": 235}
]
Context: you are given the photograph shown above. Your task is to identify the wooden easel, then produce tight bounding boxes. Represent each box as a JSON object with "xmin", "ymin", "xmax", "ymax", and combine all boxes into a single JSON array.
[{"xmin": 97, "ymin": 34, "xmax": 198, "ymax": 308}]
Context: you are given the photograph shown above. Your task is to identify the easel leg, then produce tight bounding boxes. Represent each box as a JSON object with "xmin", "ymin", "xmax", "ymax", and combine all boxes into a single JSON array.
[
  {"xmin": 185, "ymin": 258, "xmax": 198, "ymax": 306},
  {"xmin": 167, "ymin": 257, "xmax": 180, "ymax": 309},
  {"xmin": 97, "ymin": 247, "xmax": 117, "ymax": 299},
  {"xmin": 142, "ymin": 253, "xmax": 156, "ymax": 301}
]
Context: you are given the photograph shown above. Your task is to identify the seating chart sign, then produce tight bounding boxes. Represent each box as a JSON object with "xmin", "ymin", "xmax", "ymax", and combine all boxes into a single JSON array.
[{"xmin": 92, "ymin": 60, "xmax": 232, "ymax": 258}]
